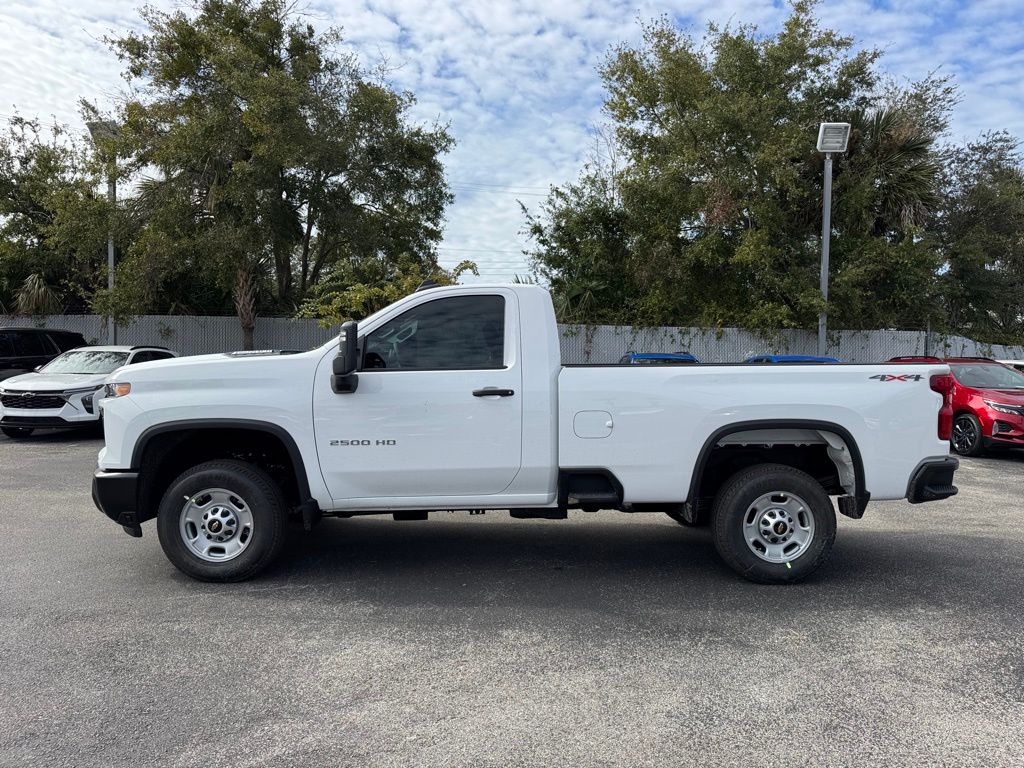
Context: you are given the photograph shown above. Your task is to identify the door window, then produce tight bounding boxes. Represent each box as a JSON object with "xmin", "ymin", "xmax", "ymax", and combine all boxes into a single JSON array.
[
  {"xmin": 362, "ymin": 295, "xmax": 505, "ymax": 371},
  {"xmin": 130, "ymin": 350, "xmax": 174, "ymax": 364},
  {"xmin": 0, "ymin": 333, "xmax": 13, "ymax": 357},
  {"xmin": 11, "ymin": 331, "xmax": 53, "ymax": 356},
  {"xmin": 47, "ymin": 333, "xmax": 84, "ymax": 352}
]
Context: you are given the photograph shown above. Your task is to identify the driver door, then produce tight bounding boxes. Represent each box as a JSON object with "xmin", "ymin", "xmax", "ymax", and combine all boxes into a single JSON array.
[{"xmin": 313, "ymin": 291, "xmax": 523, "ymax": 502}]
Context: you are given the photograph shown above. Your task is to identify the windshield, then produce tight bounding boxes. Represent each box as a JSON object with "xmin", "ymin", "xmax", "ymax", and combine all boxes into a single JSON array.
[
  {"xmin": 41, "ymin": 350, "xmax": 130, "ymax": 375},
  {"xmin": 950, "ymin": 363, "xmax": 1024, "ymax": 390}
]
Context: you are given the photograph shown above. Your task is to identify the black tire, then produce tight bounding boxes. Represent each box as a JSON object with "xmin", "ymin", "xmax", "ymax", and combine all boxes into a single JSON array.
[
  {"xmin": 156, "ymin": 460, "xmax": 289, "ymax": 582},
  {"xmin": 1, "ymin": 426, "xmax": 34, "ymax": 439},
  {"xmin": 711, "ymin": 464, "xmax": 836, "ymax": 584},
  {"xmin": 951, "ymin": 413, "xmax": 984, "ymax": 457}
]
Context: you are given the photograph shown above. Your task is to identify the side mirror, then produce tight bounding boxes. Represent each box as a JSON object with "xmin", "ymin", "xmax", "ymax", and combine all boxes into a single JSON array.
[{"xmin": 331, "ymin": 320, "xmax": 359, "ymax": 394}]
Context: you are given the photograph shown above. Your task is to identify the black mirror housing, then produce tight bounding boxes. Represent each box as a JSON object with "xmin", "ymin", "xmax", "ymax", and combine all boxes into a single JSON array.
[{"xmin": 331, "ymin": 320, "xmax": 359, "ymax": 394}]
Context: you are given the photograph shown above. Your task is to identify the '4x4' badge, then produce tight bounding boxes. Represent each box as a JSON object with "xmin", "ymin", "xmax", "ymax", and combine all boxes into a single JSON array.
[{"xmin": 870, "ymin": 374, "xmax": 924, "ymax": 382}]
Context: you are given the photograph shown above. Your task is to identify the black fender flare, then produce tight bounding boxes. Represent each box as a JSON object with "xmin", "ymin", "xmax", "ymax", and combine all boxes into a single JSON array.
[
  {"xmin": 131, "ymin": 418, "xmax": 313, "ymax": 502},
  {"xmin": 688, "ymin": 419, "xmax": 869, "ymax": 513}
]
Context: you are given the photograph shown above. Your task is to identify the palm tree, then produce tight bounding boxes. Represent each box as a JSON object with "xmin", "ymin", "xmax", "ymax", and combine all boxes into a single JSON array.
[
  {"xmin": 845, "ymin": 108, "xmax": 941, "ymax": 237},
  {"xmin": 14, "ymin": 273, "xmax": 61, "ymax": 315}
]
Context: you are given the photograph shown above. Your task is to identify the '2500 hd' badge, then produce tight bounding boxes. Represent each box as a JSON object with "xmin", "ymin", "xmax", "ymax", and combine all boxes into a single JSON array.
[{"xmin": 329, "ymin": 439, "xmax": 397, "ymax": 446}]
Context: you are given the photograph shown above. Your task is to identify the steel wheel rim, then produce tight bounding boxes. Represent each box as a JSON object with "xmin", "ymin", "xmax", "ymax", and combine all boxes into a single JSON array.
[
  {"xmin": 743, "ymin": 491, "xmax": 815, "ymax": 563},
  {"xmin": 179, "ymin": 488, "xmax": 254, "ymax": 563},
  {"xmin": 952, "ymin": 417, "xmax": 977, "ymax": 453}
]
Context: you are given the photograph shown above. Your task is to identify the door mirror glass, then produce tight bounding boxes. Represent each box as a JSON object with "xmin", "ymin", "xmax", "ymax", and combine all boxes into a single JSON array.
[{"xmin": 332, "ymin": 320, "xmax": 359, "ymax": 394}]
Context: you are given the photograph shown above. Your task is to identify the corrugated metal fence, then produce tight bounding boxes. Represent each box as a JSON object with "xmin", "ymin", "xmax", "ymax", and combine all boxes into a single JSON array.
[
  {"xmin": 556, "ymin": 325, "xmax": 1024, "ymax": 364},
  {"xmin": 1, "ymin": 315, "xmax": 338, "ymax": 357},
  {"xmin": 3, "ymin": 314, "xmax": 1023, "ymax": 363}
]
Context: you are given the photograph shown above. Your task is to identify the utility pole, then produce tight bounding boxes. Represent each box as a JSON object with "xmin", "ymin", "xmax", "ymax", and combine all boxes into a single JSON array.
[
  {"xmin": 87, "ymin": 120, "xmax": 120, "ymax": 344},
  {"xmin": 815, "ymin": 123, "xmax": 851, "ymax": 358},
  {"xmin": 818, "ymin": 151, "xmax": 833, "ymax": 357}
]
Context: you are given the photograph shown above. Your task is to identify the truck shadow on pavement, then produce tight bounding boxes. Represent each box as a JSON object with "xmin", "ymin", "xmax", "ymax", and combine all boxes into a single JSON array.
[{"xmin": 181, "ymin": 515, "xmax": 1017, "ymax": 618}]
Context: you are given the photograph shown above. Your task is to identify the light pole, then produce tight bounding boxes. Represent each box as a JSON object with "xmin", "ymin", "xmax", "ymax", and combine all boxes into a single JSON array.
[
  {"xmin": 815, "ymin": 122, "xmax": 850, "ymax": 357},
  {"xmin": 87, "ymin": 120, "xmax": 120, "ymax": 344}
]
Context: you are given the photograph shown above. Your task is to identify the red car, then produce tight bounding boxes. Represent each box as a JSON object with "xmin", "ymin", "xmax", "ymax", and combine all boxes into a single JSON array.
[{"xmin": 890, "ymin": 356, "xmax": 1024, "ymax": 456}]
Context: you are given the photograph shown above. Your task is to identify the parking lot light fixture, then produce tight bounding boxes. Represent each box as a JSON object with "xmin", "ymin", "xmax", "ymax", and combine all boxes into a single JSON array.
[{"xmin": 816, "ymin": 122, "xmax": 851, "ymax": 357}]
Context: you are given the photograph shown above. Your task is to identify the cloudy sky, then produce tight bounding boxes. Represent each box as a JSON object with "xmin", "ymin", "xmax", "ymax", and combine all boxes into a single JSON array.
[{"xmin": 1, "ymin": 0, "xmax": 1022, "ymax": 280}]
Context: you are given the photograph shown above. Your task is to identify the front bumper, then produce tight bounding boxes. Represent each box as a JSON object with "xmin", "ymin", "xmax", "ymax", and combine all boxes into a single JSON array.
[
  {"xmin": 0, "ymin": 414, "xmax": 93, "ymax": 429},
  {"xmin": 982, "ymin": 434, "xmax": 1024, "ymax": 449},
  {"xmin": 92, "ymin": 469, "xmax": 143, "ymax": 536},
  {"xmin": 907, "ymin": 457, "xmax": 959, "ymax": 504},
  {"xmin": 0, "ymin": 393, "xmax": 102, "ymax": 428}
]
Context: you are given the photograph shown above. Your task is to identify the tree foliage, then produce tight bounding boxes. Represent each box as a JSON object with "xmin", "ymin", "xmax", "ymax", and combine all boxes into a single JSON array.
[
  {"xmin": 104, "ymin": 0, "xmax": 453, "ymax": 346},
  {"xmin": 525, "ymin": 1, "xmax": 1023, "ymax": 340},
  {"xmin": 298, "ymin": 255, "xmax": 477, "ymax": 326},
  {"xmin": 0, "ymin": 117, "xmax": 113, "ymax": 314},
  {"xmin": 937, "ymin": 133, "xmax": 1024, "ymax": 343}
]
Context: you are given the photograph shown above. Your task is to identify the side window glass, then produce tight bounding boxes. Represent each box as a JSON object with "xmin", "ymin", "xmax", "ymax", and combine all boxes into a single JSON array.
[
  {"xmin": 362, "ymin": 295, "xmax": 505, "ymax": 371},
  {"xmin": 0, "ymin": 333, "xmax": 13, "ymax": 357},
  {"xmin": 47, "ymin": 334, "xmax": 78, "ymax": 352},
  {"xmin": 11, "ymin": 331, "xmax": 50, "ymax": 356},
  {"xmin": 129, "ymin": 352, "xmax": 151, "ymax": 364}
]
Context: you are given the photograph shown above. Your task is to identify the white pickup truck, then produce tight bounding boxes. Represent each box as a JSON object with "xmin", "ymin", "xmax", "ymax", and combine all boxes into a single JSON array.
[{"xmin": 93, "ymin": 284, "xmax": 959, "ymax": 583}]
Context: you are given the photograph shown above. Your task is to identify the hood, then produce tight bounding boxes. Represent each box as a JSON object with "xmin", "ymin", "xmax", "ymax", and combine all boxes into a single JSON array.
[
  {"xmin": 981, "ymin": 389, "xmax": 1024, "ymax": 404},
  {"xmin": 0, "ymin": 371, "xmax": 108, "ymax": 392},
  {"xmin": 224, "ymin": 350, "xmax": 303, "ymax": 358}
]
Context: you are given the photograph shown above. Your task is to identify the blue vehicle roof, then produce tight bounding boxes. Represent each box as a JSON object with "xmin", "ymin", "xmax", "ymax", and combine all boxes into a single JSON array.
[
  {"xmin": 745, "ymin": 354, "xmax": 840, "ymax": 363},
  {"xmin": 622, "ymin": 352, "xmax": 700, "ymax": 363}
]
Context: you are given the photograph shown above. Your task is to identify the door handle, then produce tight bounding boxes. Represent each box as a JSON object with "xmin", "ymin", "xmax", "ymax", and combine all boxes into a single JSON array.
[{"xmin": 473, "ymin": 387, "xmax": 515, "ymax": 397}]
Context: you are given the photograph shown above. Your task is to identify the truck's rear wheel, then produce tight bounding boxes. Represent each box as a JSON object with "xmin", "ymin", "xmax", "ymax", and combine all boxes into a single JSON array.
[
  {"xmin": 156, "ymin": 460, "xmax": 288, "ymax": 582},
  {"xmin": 711, "ymin": 464, "xmax": 836, "ymax": 584}
]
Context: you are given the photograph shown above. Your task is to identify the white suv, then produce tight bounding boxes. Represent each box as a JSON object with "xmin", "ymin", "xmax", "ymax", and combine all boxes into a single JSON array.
[{"xmin": 0, "ymin": 346, "xmax": 176, "ymax": 438}]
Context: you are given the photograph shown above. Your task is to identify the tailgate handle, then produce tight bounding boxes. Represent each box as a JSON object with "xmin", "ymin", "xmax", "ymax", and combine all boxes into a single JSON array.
[{"xmin": 473, "ymin": 387, "xmax": 515, "ymax": 397}]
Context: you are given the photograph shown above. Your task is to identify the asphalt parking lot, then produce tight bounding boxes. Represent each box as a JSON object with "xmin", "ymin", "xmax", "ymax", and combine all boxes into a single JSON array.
[{"xmin": 1, "ymin": 432, "xmax": 1023, "ymax": 767}]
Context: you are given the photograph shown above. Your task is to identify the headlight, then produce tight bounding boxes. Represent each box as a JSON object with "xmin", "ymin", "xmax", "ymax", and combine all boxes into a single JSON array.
[
  {"xmin": 63, "ymin": 385, "xmax": 104, "ymax": 396},
  {"xmin": 984, "ymin": 400, "xmax": 1024, "ymax": 415},
  {"xmin": 104, "ymin": 382, "xmax": 132, "ymax": 398}
]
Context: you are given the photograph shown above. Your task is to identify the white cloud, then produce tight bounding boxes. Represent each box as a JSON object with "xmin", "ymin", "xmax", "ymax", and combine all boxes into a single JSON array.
[{"xmin": 1, "ymin": 0, "xmax": 1021, "ymax": 280}]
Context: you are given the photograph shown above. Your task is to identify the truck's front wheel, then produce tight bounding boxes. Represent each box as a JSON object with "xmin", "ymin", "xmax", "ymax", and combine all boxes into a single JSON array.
[
  {"xmin": 156, "ymin": 460, "xmax": 289, "ymax": 582},
  {"xmin": 711, "ymin": 464, "xmax": 836, "ymax": 584}
]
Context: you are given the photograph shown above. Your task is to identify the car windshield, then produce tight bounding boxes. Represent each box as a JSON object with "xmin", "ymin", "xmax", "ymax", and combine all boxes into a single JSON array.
[
  {"xmin": 41, "ymin": 350, "xmax": 130, "ymax": 375},
  {"xmin": 950, "ymin": 363, "xmax": 1024, "ymax": 390}
]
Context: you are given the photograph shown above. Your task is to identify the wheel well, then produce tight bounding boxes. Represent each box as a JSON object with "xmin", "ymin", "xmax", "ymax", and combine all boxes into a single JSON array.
[
  {"xmin": 689, "ymin": 424, "xmax": 863, "ymax": 523},
  {"xmin": 698, "ymin": 444, "xmax": 843, "ymax": 504},
  {"xmin": 135, "ymin": 427, "xmax": 304, "ymax": 522}
]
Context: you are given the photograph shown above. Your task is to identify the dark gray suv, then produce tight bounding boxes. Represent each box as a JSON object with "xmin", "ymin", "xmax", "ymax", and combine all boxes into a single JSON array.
[{"xmin": 0, "ymin": 327, "xmax": 88, "ymax": 382}]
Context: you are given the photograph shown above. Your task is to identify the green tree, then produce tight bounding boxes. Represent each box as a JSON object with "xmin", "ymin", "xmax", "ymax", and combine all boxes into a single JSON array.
[
  {"xmin": 107, "ymin": 0, "xmax": 453, "ymax": 347},
  {"xmin": 0, "ymin": 117, "xmax": 113, "ymax": 314},
  {"xmin": 299, "ymin": 255, "xmax": 477, "ymax": 325},
  {"xmin": 526, "ymin": 1, "xmax": 951, "ymax": 332},
  {"xmin": 936, "ymin": 133, "xmax": 1024, "ymax": 343}
]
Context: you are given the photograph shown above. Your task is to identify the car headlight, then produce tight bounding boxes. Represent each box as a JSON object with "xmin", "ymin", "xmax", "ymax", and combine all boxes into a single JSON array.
[
  {"xmin": 63, "ymin": 385, "xmax": 104, "ymax": 396},
  {"xmin": 104, "ymin": 382, "xmax": 132, "ymax": 398},
  {"xmin": 984, "ymin": 400, "xmax": 1024, "ymax": 415}
]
